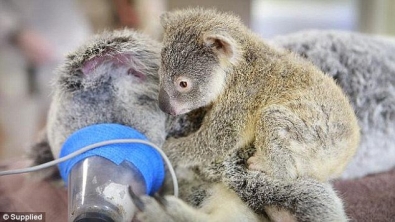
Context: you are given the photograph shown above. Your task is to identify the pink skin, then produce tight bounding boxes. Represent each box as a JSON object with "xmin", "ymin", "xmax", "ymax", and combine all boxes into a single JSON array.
[
  {"xmin": 169, "ymin": 100, "xmax": 190, "ymax": 115},
  {"xmin": 173, "ymin": 107, "xmax": 190, "ymax": 115},
  {"xmin": 82, "ymin": 54, "xmax": 146, "ymax": 81},
  {"xmin": 159, "ymin": 86, "xmax": 192, "ymax": 115}
]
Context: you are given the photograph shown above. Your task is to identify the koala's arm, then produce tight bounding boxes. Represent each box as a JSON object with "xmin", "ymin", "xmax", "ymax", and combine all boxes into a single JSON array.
[
  {"xmin": 222, "ymin": 149, "xmax": 348, "ymax": 222},
  {"xmin": 163, "ymin": 109, "xmax": 240, "ymax": 166},
  {"xmin": 133, "ymin": 184, "xmax": 266, "ymax": 222},
  {"xmin": 162, "ymin": 132, "xmax": 209, "ymax": 165}
]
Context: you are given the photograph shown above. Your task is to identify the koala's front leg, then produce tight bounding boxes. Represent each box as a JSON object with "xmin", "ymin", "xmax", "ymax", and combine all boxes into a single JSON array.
[
  {"xmin": 222, "ymin": 151, "xmax": 348, "ymax": 222},
  {"xmin": 163, "ymin": 123, "xmax": 233, "ymax": 166},
  {"xmin": 162, "ymin": 136, "xmax": 202, "ymax": 165},
  {"xmin": 131, "ymin": 185, "xmax": 265, "ymax": 222}
]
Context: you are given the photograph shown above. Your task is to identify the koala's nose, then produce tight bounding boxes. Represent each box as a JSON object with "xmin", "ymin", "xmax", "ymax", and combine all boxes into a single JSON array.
[{"xmin": 158, "ymin": 88, "xmax": 176, "ymax": 115}]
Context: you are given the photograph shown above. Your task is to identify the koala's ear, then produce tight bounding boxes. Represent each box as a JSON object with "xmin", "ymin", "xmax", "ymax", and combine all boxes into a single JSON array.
[
  {"xmin": 203, "ymin": 32, "xmax": 242, "ymax": 66},
  {"xmin": 81, "ymin": 53, "xmax": 146, "ymax": 81}
]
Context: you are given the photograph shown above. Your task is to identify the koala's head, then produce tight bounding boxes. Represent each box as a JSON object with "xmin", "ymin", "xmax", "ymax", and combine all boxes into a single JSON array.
[
  {"xmin": 158, "ymin": 8, "xmax": 245, "ymax": 115},
  {"xmin": 47, "ymin": 29, "xmax": 166, "ymax": 158}
]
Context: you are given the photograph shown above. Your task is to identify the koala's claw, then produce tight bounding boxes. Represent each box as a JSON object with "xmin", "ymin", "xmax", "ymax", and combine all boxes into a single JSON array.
[
  {"xmin": 132, "ymin": 195, "xmax": 178, "ymax": 222},
  {"xmin": 131, "ymin": 193, "xmax": 208, "ymax": 222},
  {"xmin": 128, "ymin": 186, "xmax": 170, "ymax": 212},
  {"xmin": 153, "ymin": 193, "xmax": 169, "ymax": 207},
  {"xmin": 128, "ymin": 186, "xmax": 145, "ymax": 211}
]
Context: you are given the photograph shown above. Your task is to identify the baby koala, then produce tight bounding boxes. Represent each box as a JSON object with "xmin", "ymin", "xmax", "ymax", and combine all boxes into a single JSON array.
[
  {"xmin": 158, "ymin": 8, "xmax": 359, "ymax": 181},
  {"xmin": 149, "ymin": 8, "xmax": 360, "ymax": 222}
]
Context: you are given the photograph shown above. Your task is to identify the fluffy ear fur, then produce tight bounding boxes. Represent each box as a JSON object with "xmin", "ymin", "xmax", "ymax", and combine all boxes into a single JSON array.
[
  {"xmin": 60, "ymin": 52, "xmax": 147, "ymax": 93},
  {"xmin": 160, "ymin": 12, "xmax": 171, "ymax": 28},
  {"xmin": 203, "ymin": 32, "xmax": 242, "ymax": 66},
  {"xmin": 81, "ymin": 53, "xmax": 146, "ymax": 81}
]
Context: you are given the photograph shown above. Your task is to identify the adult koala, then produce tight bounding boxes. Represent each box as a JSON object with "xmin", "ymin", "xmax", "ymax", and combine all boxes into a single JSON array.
[{"xmin": 30, "ymin": 29, "xmax": 166, "ymax": 179}]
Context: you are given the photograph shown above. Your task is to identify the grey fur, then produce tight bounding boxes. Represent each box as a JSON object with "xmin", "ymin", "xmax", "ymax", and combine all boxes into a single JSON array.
[
  {"xmin": 46, "ymin": 29, "xmax": 167, "ymax": 158},
  {"xmin": 26, "ymin": 29, "xmax": 169, "ymax": 180}
]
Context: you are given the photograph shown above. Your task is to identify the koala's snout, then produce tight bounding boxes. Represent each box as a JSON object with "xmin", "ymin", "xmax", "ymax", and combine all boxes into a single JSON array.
[{"xmin": 159, "ymin": 88, "xmax": 176, "ymax": 115}]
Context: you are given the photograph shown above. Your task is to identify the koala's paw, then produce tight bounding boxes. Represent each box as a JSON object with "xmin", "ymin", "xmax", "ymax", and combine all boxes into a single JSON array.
[
  {"xmin": 132, "ymin": 195, "xmax": 175, "ymax": 222},
  {"xmin": 129, "ymin": 187, "xmax": 207, "ymax": 222}
]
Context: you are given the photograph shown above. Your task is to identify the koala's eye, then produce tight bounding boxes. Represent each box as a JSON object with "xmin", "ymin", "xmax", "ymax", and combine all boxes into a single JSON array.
[{"xmin": 175, "ymin": 77, "xmax": 192, "ymax": 93}]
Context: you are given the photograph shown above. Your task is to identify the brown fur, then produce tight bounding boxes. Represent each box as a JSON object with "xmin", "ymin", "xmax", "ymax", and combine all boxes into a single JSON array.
[{"xmin": 151, "ymin": 8, "xmax": 360, "ymax": 222}]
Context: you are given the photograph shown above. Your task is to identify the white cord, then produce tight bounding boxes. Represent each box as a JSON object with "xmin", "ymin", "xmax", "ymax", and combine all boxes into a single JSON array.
[{"xmin": 0, "ymin": 139, "xmax": 179, "ymax": 197}]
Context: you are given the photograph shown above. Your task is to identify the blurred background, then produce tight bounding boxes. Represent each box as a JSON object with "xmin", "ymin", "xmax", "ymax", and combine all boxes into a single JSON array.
[{"xmin": 0, "ymin": 0, "xmax": 394, "ymax": 161}]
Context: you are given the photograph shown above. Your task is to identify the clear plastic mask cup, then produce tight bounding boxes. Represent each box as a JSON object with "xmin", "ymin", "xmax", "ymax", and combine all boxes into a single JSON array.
[{"xmin": 69, "ymin": 156, "xmax": 146, "ymax": 222}]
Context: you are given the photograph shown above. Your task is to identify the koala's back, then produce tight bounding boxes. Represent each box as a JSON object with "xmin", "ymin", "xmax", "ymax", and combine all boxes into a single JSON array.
[
  {"xmin": 231, "ymin": 44, "xmax": 360, "ymax": 180},
  {"xmin": 271, "ymin": 30, "xmax": 395, "ymax": 179}
]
